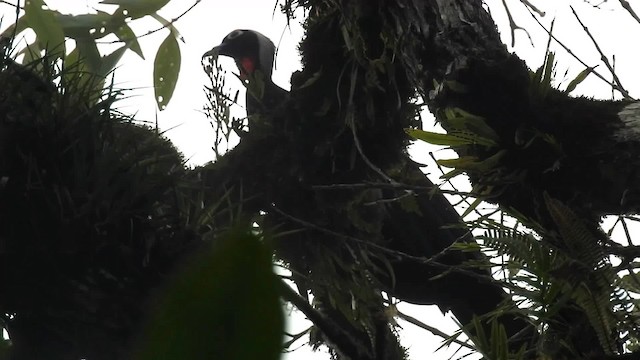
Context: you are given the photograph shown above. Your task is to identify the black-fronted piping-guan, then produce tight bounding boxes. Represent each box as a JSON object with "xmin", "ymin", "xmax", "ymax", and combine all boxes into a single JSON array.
[
  {"xmin": 203, "ymin": 29, "xmax": 531, "ymax": 353},
  {"xmin": 202, "ymin": 29, "xmax": 288, "ymax": 117}
]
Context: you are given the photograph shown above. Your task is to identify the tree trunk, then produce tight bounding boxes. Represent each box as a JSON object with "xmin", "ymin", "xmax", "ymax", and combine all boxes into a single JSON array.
[{"xmin": 201, "ymin": 0, "xmax": 640, "ymax": 358}]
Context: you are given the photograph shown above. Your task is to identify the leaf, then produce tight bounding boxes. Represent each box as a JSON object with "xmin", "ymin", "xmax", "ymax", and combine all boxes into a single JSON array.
[
  {"xmin": 406, "ymin": 128, "xmax": 497, "ymax": 147},
  {"xmin": 442, "ymin": 107, "xmax": 500, "ymax": 142},
  {"xmin": 295, "ymin": 68, "xmax": 323, "ymax": 90},
  {"xmin": 24, "ymin": 0, "xmax": 65, "ymax": 55},
  {"xmin": 103, "ymin": 0, "xmax": 172, "ymax": 19},
  {"xmin": 461, "ymin": 196, "xmax": 483, "ymax": 218},
  {"xmin": 406, "ymin": 129, "xmax": 467, "ymax": 146},
  {"xmin": 153, "ymin": 33, "xmax": 181, "ymax": 110},
  {"xmin": 55, "ymin": 12, "xmax": 113, "ymax": 37},
  {"xmin": 0, "ymin": 16, "xmax": 29, "ymax": 42},
  {"xmin": 74, "ymin": 35, "xmax": 102, "ymax": 73},
  {"xmin": 150, "ymin": 13, "xmax": 183, "ymax": 42},
  {"xmin": 564, "ymin": 66, "xmax": 593, "ymax": 94},
  {"xmin": 135, "ymin": 229, "xmax": 284, "ymax": 360},
  {"xmin": 439, "ymin": 168, "xmax": 464, "ymax": 180},
  {"xmin": 541, "ymin": 51, "xmax": 555, "ymax": 88},
  {"xmin": 61, "ymin": 47, "xmax": 86, "ymax": 81},
  {"xmin": 437, "ymin": 156, "xmax": 480, "ymax": 169},
  {"xmin": 56, "ymin": 11, "xmax": 143, "ymax": 59},
  {"xmin": 438, "ymin": 150, "xmax": 507, "ymax": 173},
  {"xmin": 114, "ymin": 21, "xmax": 144, "ymax": 59},
  {"xmin": 99, "ymin": 45, "xmax": 129, "ymax": 77}
]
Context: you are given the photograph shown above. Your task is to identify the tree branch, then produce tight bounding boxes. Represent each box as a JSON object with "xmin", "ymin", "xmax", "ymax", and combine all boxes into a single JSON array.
[{"xmin": 278, "ymin": 279, "xmax": 373, "ymax": 360}]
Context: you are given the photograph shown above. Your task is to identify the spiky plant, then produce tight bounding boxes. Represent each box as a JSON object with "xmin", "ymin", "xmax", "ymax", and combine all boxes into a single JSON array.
[{"xmin": 0, "ymin": 37, "xmax": 209, "ymax": 359}]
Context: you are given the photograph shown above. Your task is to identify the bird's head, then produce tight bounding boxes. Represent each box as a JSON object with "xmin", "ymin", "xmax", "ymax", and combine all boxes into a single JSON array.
[{"xmin": 202, "ymin": 29, "xmax": 276, "ymax": 81}]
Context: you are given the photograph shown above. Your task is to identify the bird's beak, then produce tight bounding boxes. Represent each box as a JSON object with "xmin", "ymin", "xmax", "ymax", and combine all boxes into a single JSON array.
[{"xmin": 202, "ymin": 45, "xmax": 222, "ymax": 60}]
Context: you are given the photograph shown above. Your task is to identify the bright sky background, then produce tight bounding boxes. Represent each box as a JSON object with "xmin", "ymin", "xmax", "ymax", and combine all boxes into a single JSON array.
[{"xmin": 2, "ymin": 0, "xmax": 640, "ymax": 359}]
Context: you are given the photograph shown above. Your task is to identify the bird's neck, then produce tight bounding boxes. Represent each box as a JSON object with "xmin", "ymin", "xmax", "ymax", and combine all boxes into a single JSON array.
[{"xmin": 244, "ymin": 70, "xmax": 269, "ymax": 103}]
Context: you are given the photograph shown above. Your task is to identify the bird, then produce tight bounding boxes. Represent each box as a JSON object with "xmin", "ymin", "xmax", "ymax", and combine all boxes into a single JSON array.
[
  {"xmin": 202, "ymin": 29, "xmax": 288, "ymax": 118},
  {"xmin": 202, "ymin": 29, "xmax": 531, "ymax": 351}
]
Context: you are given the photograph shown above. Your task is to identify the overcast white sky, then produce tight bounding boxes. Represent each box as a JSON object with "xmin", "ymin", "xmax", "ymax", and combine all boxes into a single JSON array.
[{"xmin": 3, "ymin": 0, "xmax": 640, "ymax": 359}]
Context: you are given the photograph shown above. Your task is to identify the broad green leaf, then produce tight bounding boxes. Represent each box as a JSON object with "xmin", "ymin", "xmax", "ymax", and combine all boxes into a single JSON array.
[
  {"xmin": 437, "ymin": 156, "xmax": 480, "ymax": 169},
  {"xmin": 438, "ymin": 150, "xmax": 507, "ymax": 173},
  {"xmin": 61, "ymin": 47, "xmax": 86, "ymax": 84},
  {"xmin": 406, "ymin": 129, "xmax": 467, "ymax": 146},
  {"xmin": 439, "ymin": 168, "xmax": 464, "ymax": 180},
  {"xmin": 461, "ymin": 196, "xmax": 483, "ymax": 218},
  {"xmin": 406, "ymin": 128, "xmax": 497, "ymax": 147},
  {"xmin": 135, "ymin": 229, "xmax": 284, "ymax": 360},
  {"xmin": 99, "ymin": 45, "xmax": 128, "ymax": 77},
  {"xmin": 24, "ymin": 0, "xmax": 65, "ymax": 55},
  {"xmin": 460, "ymin": 184, "xmax": 494, "ymax": 218},
  {"xmin": 103, "ymin": 0, "xmax": 172, "ymax": 19},
  {"xmin": 64, "ymin": 46, "xmax": 79, "ymax": 66},
  {"xmin": 114, "ymin": 21, "xmax": 144, "ymax": 59},
  {"xmin": 442, "ymin": 107, "xmax": 499, "ymax": 142},
  {"xmin": 150, "ymin": 13, "xmax": 183, "ymax": 42},
  {"xmin": 153, "ymin": 33, "xmax": 181, "ymax": 110},
  {"xmin": 56, "ymin": 11, "xmax": 143, "ymax": 58},
  {"xmin": 74, "ymin": 35, "xmax": 102, "ymax": 73},
  {"xmin": 55, "ymin": 12, "xmax": 113, "ymax": 36},
  {"xmin": 564, "ymin": 66, "xmax": 593, "ymax": 94},
  {"xmin": 0, "ymin": 16, "xmax": 29, "ymax": 42}
]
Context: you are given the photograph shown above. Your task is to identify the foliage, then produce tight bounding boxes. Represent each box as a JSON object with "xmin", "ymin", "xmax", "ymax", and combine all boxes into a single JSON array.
[
  {"xmin": 202, "ymin": 56, "xmax": 244, "ymax": 157},
  {"xmin": 0, "ymin": 0, "xmax": 196, "ymax": 109},
  {"xmin": 2, "ymin": 0, "xmax": 640, "ymax": 359},
  {"xmin": 408, "ymin": 40, "xmax": 640, "ymax": 360},
  {"xmin": 134, "ymin": 228, "xmax": 284, "ymax": 360},
  {"xmin": 0, "ymin": 33, "xmax": 284, "ymax": 359}
]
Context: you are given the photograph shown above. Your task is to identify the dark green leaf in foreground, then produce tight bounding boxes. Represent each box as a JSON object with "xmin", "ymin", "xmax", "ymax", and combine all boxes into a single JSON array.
[
  {"xmin": 153, "ymin": 32, "xmax": 181, "ymax": 110},
  {"xmin": 102, "ymin": 0, "xmax": 172, "ymax": 19},
  {"xmin": 135, "ymin": 229, "xmax": 284, "ymax": 360},
  {"xmin": 24, "ymin": 0, "xmax": 65, "ymax": 55}
]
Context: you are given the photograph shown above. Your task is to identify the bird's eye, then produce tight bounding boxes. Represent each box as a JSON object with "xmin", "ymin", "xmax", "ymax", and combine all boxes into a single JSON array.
[{"xmin": 226, "ymin": 30, "xmax": 244, "ymax": 40}]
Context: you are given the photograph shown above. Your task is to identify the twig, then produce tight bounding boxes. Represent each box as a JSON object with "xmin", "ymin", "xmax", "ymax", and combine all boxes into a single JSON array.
[
  {"xmin": 519, "ymin": 0, "xmax": 545, "ymax": 17},
  {"xmin": 278, "ymin": 278, "xmax": 371, "ymax": 360},
  {"xmin": 569, "ymin": 6, "xmax": 630, "ymax": 99},
  {"xmin": 428, "ymin": 151, "xmax": 487, "ymax": 219},
  {"xmin": 363, "ymin": 191, "xmax": 414, "ymax": 206},
  {"xmin": 345, "ymin": 64, "xmax": 400, "ymax": 185},
  {"xmin": 97, "ymin": 0, "xmax": 201, "ymax": 45},
  {"xmin": 499, "ymin": 0, "xmax": 534, "ymax": 47},
  {"xmin": 312, "ymin": 181, "xmax": 476, "ymax": 197},
  {"xmin": 395, "ymin": 309, "xmax": 475, "ymax": 350},
  {"xmin": 312, "ymin": 182, "xmax": 430, "ymax": 191},
  {"xmin": 270, "ymin": 205, "xmax": 500, "ymax": 284},
  {"xmin": 524, "ymin": 5, "xmax": 632, "ymax": 99},
  {"xmin": 619, "ymin": 0, "xmax": 640, "ymax": 25},
  {"xmin": 271, "ymin": 204, "xmax": 446, "ymax": 263},
  {"xmin": 0, "ymin": 0, "xmax": 18, "ymax": 9},
  {"xmin": 282, "ymin": 327, "xmax": 311, "ymax": 351}
]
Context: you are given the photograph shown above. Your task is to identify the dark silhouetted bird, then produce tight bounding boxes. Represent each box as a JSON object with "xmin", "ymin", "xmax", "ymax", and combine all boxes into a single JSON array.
[{"xmin": 203, "ymin": 29, "xmax": 288, "ymax": 117}]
